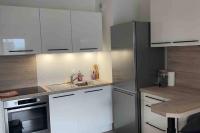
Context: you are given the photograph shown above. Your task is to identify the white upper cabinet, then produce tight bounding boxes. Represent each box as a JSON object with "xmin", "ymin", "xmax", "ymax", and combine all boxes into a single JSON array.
[
  {"xmin": 151, "ymin": 0, "xmax": 200, "ymax": 47},
  {"xmin": 71, "ymin": 11, "xmax": 103, "ymax": 52},
  {"xmin": 151, "ymin": 0, "xmax": 173, "ymax": 45},
  {"xmin": 0, "ymin": 6, "xmax": 41, "ymax": 55},
  {"xmin": 40, "ymin": 9, "xmax": 72, "ymax": 53},
  {"xmin": 171, "ymin": 0, "xmax": 200, "ymax": 42}
]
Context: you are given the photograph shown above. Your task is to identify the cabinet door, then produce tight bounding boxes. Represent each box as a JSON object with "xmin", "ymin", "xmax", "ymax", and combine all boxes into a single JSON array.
[
  {"xmin": 40, "ymin": 9, "xmax": 72, "ymax": 53},
  {"xmin": 80, "ymin": 86, "xmax": 113, "ymax": 133},
  {"xmin": 171, "ymin": 0, "xmax": 200, "ymax": 45},
  {"xmin": 0, "ymin": 6, "xmax": 41, "ymax": 55},
  {"xmin": 71, "ymin": 11, "xmax": 102, "ymax": 52},
  {"xmin": 151, "ymin": 0, "xmax": 173, "ymax": 44},
  {"xmin": 49, "ymin": 91, "xmax": 81, "ymax": 133}
]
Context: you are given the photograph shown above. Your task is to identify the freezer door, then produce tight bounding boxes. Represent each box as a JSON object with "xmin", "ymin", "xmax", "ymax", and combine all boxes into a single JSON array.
[
  {"xmin": 113, "ymin": 87, "xmax": 138, "ymax": 133},
  {"xmin": 111, "ymin": 22, "xmax": 136, "ymax": 92}
]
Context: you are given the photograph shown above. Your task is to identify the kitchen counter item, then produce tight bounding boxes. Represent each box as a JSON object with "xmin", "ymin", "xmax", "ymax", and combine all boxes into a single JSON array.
[
  {"xmin": 0, "ymin": 91, "xmax": 18, "ymax": 98},
  {"xmin": 168, "ymin": 72, "xmax": 175, "ymax": 87},
  {"xmin": 141, "ymin": 86, "xmax": 200, "ymax": 118}
]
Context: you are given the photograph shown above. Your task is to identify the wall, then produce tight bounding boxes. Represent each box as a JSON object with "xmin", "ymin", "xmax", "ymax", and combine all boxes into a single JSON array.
[
  {"xmin": 0, "ymin": 55, "xmax": 37, "ymax": 90},
  {"xmin": 36, "ymin": 53, "xmax": 98, "ymax": 85},
  {"xmin": 0, "ymin": 0, "xmax": 98, "ymax": 11},
  {"xmin": 167, "ymin": 46, "xmax": 200, "ymax": 89},
  {"xmin": 99, "ymin": 0, "xmax": 139, "ymax": 83},
  {"xmin": 138, "ymin": 0, "xmax": 150, "ymax": 22}
]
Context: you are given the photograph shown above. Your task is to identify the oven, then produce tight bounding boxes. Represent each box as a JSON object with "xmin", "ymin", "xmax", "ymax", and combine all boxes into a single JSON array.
[{"xmin": 4, "ymin": 96, "xmax": 50, "ymax": 133}]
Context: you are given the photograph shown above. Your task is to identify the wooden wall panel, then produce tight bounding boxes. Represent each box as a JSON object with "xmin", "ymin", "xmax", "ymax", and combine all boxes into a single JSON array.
[
  {"xmin": 167, "ymin": 46, "xmax": 200, "ymax": 89},
  {"xmin": 0, "ymin": 55, "xmax": 37, "ymax": 91}
]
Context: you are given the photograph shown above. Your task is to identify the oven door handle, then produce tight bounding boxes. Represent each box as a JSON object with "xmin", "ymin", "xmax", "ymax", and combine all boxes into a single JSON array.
[{"xmin": 7, "ymin": 104, "xmax": 47, "ymax": 113}]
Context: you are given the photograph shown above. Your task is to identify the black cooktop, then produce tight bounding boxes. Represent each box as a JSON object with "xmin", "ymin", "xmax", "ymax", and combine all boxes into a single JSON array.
[{"xmin": 0, "ymin": 86, "xmax": 46, "ymax": 96}]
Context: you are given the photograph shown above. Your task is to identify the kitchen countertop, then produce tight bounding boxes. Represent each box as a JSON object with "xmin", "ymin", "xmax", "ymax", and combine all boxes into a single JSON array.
[
  {"xmin": 141, "ymin": 86, "xmax": 200, "ymax": 118},
  {"xmin": 0, "ymin": 80, "xmax": 111, "ymax": 102}
]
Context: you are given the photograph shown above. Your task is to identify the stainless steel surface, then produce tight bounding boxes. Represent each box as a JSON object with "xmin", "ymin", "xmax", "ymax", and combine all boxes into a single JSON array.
[
  {"xmin": 111, "ymin": 22, "xmax": 165, "ymax": 133},
  {"xmin": 113, "ymin": 87, "xmax": 138, "ymax": 133},
  {"xmin": 7, "ymin": 104, "xmax": 47, "ymax": 113},
  {"xmin": 4, "ymin": 95, "xmax": 48, "ymax": 109},
  {"xmin": 111, "ymin": 22, "xmax": 136, "ymax": 92},
  {"xmin": 47, "ymin": 80, "xmax": 104, "ymax": 92},
  {"xmin": 4, "ymin": 95, "xmax": 50, "ymax": 133}
]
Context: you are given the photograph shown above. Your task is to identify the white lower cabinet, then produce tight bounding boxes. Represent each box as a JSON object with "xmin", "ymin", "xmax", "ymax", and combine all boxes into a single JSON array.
[
  {"xmin": 49, "ymin": 91, "xmax": 81, "ymax": 133},
  {"xmin": 141, "ymin": 93, "xmax": 168, "ymax": 133},
  {"xmin": 0, "ymin": 101, "xmax": 5, "ymax": 133},
  {"xmin": 80, "ymin": 87, "xmax": 113, "ymax": 133},
  {"xmin": 49, "ymin": 86, "xmax": 113, "ymax": 133}
]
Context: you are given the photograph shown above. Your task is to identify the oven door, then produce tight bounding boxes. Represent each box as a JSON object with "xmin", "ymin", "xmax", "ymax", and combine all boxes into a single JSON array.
[{"xmin": 5, "ymin": 103, "xmax": 50, "ymax": 133}]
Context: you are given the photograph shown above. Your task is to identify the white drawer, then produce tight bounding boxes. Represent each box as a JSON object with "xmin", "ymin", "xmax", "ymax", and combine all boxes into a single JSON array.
[
  {"xmin": 144, "ymin": 122, "xmax": 166, "ymax": 133},
  {"xmin": 144, "ymin": 104, "xmax": 167, "ymax": 130},
  {"xmin": 142, "ymin": 93, "xmax": 168, "ymax": 104}
]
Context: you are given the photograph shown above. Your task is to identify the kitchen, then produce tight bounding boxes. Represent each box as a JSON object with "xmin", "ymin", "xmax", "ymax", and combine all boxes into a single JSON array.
[{"xmin": 0, "ymin": 0, "xmax": 200, "ymax": 133}]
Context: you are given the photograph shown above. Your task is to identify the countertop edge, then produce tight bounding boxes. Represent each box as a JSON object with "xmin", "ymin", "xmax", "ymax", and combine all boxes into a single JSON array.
[{"xmin": 0, "ymin": 82, "xmax": 112, "ymax": 102}]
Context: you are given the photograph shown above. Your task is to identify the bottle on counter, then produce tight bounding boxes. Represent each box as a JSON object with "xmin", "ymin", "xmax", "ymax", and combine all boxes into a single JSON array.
[
  {"xmin": 77, "ymin": 71, "xmax": 84, "ymax": 82},
  {"xmin": 91, "ymin": 64, "xmax": 100, "ymax": 80}
]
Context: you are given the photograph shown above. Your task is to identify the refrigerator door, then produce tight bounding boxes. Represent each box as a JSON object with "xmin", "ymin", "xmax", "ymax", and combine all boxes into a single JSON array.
[
  {"xmin": 111, "ymin": 22, "xmax": 136, "ymax": 92},
  {"xmin": 113, "ymin": 87, "xmax": 138, "ymax": 133}
]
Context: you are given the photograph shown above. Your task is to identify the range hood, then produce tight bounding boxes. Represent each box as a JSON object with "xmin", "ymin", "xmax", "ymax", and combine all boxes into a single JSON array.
[{"xmin": 151, "ymin": 40, "xmax": 200, "ymax": 47}]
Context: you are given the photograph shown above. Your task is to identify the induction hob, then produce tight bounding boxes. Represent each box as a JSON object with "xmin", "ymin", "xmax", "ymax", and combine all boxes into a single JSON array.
[{"xmin": 0, "ymin": 86, "xmax": 46, "ymax": 97}]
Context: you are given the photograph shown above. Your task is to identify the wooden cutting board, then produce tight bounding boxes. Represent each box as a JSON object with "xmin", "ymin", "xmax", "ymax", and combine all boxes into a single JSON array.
[{"xmin": 0, "ymin": 91, "xmax": 19, "ymax": 98}]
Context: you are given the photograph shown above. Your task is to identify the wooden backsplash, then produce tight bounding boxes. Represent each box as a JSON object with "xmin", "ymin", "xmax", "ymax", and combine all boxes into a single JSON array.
[
  {"xmin": 0, "ymin": 55, "xmax": 37, "ymax": 91},
  {"xmin": 167, "ymin": 46, "xmax": 200, "ymax": 89}
]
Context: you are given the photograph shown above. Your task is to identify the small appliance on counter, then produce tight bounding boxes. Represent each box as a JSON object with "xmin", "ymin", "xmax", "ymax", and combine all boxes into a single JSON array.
[
  {"xmin": 157, "ymin": 70, "xmax": 175, "ymax": 87},
  {"xmin": 157, "ymin": 70, "xmax": 168, "ymax": 87}
]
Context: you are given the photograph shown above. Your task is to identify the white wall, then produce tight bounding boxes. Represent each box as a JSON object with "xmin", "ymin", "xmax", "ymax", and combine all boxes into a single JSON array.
[
  {"xmin": 36, "ymin": 53, "xmax": 98, "ymax": 85},
  {"xmin": 111, "ymin": 0, "xmax": 139, "ymax": 24},
  {"xmin": 0, "ymin": 0, "xmax": 99, "ymax": 11},
  {"xmin": 97, "ymin": 0, "xmax": 140, "ymax": 83},
  {"xmin": 138, "ymin": 0, "xmax": 150, "ymax": 21}
]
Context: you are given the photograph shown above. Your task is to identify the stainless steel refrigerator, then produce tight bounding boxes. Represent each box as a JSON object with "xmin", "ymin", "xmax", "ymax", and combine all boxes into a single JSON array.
[{"xmin": 111, "ymin": 22, "xmax": 165, "ymax": 133}]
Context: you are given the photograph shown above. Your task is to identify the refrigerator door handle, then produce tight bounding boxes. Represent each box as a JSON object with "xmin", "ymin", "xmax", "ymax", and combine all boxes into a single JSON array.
[{"xmin": 113, "ymin": 88, "xmax": 135, "ymax": 96}]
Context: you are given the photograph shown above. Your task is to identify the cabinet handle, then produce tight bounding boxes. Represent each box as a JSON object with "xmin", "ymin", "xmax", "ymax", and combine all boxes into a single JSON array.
[
  {"xmin": 9, "ymin": 50, "xmax": 34, "ymax": 52},
  {"xmin": 53, "ymin": 94, "xmax": 75, "ymax": 99},
  {"xmin": 80, "ymin": 48, "xmax": 98, "ymax": 51},
  {"xmin": 146, "ymin": 122, "xmax": 166, "ymax": 132},
  {"xmin": 84, "ymin": 89, "xmax": 103, "ymax": 93},
  {"xmin": 145, "ymin": 105, "xmax": 151, "ymax": 108},
  {"xmin": 173, "ymin": 40, "xmax": 199, "ymax": 43},
  {"xmin": 145, "ymin": 96, "xmax": 165, "ymax": 102},
  {"xmin": 48, "ymin": 49, "xmax": 69, "ymax": 51},
  {"xmin": 151, "ymin": 42, "xmax": 172, "ymax": 45}
]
